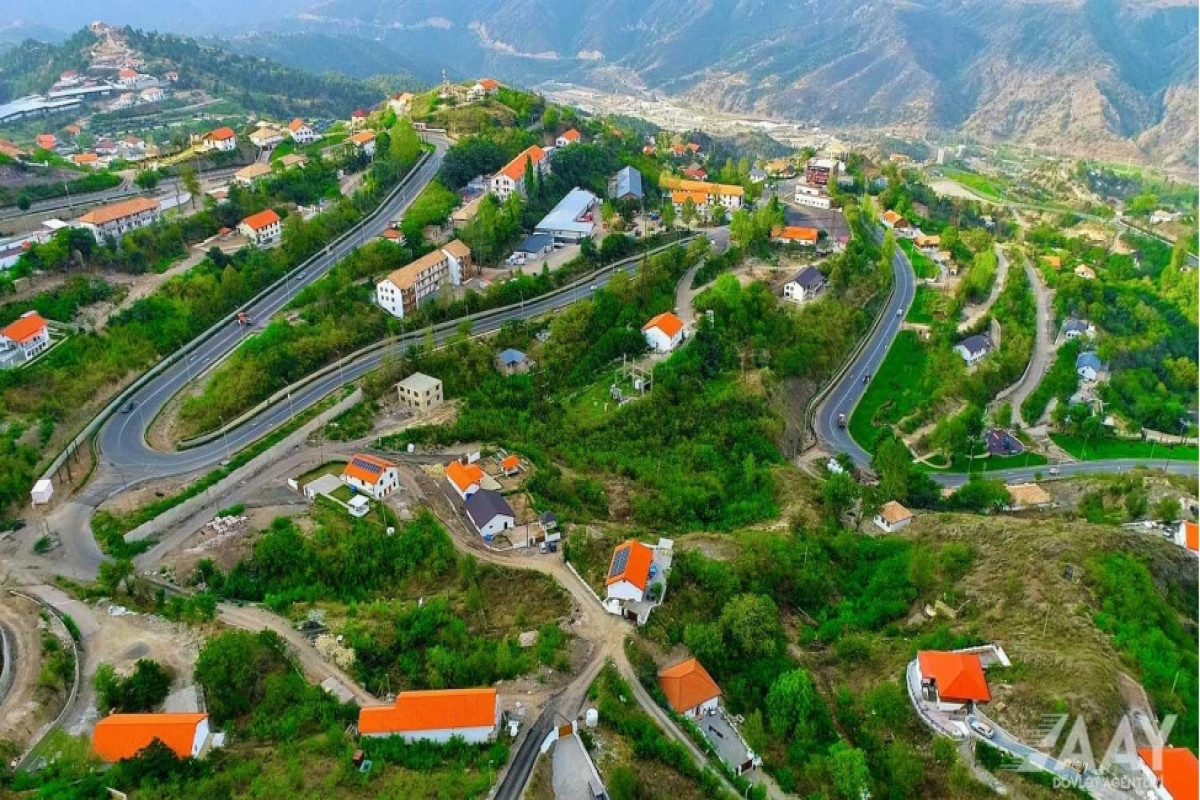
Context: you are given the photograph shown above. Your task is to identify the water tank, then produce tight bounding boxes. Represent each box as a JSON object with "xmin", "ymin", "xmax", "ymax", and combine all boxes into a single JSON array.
[
  {"xmin": 407, "ymin": 443, "xmax": 415, "ymax": 453},
  {"xmin": 508, "ymin": 719, "xmax": 520, "ymax": 737},
  {"xmin": 585, "ymin": 708, "xmax": 599, "ymax": 728}
]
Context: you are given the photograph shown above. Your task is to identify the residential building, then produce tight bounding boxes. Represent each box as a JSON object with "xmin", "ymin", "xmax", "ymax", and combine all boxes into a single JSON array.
[
  {"xmin": 605, "ymin": 539, "xmax": 654, "ymax": 603},
  {"xmin": 1062, "ymin": 318, "xmax": 1094, "ymax": 340},
  {"xmin": 72, "ymin": 152, "xmax": 99, "ymax": 168},
  {"xmin": 388, "ymin": 92, "xmax": 414, "ymax": 115},
  {"xmin": 490, "ymin": 145, "xmax": 549, "ymax": 201},
  {"xmin": 0, "ymin": 311, "xmax": 51, "ymax": 367},
  {"xmin": 452, "ymin": 195, "xmax": 485, "ymax": 229},
  {"xmin": 880, "ymin": 209, "xmax": 911, "ymax": 234},
  {"xmin": 501, "ymin": 455, "xmax": 520, "ymax": 477},
  {"xmin": 1006, "ymin": 483, "xmax": 1052, "ymax": 510},
  {"xmin": 349, "ymin": 109, "xmax": 369, "ymax": 128},
  {"xmin": 1175, "ymin": 521, "xmax": 1198, "ymax": 553},
  {"xmin": 35, "ymin": 133, "xmax": 57, "ymax": 151},
  {"xmin": 92, "ymin": 713, "xmax": 210, "ymax": 762},
  {"xmin": 1042, "ymin": 255, "xmax": 1062, "ymax": 270},
  {"xmin": 914, "ymin": 234, "xmax": 941, "ymax": 250},
  {"xmin": 77, "ymin": 196, "xmax": 160, "ymax": 240},
  {"xmin": 1137, "ymin": 747, "xmax": 1198, "ymax": 800},
  {"xmin": 539, "ymin": 511, "xmax": 558, "ymax": 536},
  {"xmin": 348, "ymin": 130, "xmax": 377, "ymax": 157},
  {"xmin": 660, "ymin": 176, "xmax": 743, "ymax": 212},
  {"xmin": 793, "ymin": 183, "xmax": 833, "ymax": 209},
  {"xmin": 238, "ymin": 209, "xmax": 283, "ymax": 246},
  {"xmin": 287, "ymin": 118, "xmax": 316, "ymax": 144},
  {"xmin": 375, "ymin": 241, "xmax": 474, "ymax": 320},
  {"xmin": 873, "ymin": 500, "xmax": 913, "ymax": 533},
  {"xmin": 534, "ymin": 187, "xmax": 598, "ymax": 242},
  {"xmin": 514, "ymin": 232, "xmax": 554, "ymax": 259},
  {"xmin": 658, "ymin": 658, "xmax": 721, "ymax": 718},
  {"xmin": 683, "ymin": 166, "xmax": 707, "ymax": 181},
  {"xmin": 139, "ymin": 87, "xmax": 164, "ymax": 103},
  {"xmin": 805, "ymin": 157, "xmax": 839, "ymax": 187},
  {"xmin": 916, "ymin": 651, "xmax": 990, "ymax": 711},
  {"xmin": 358, "ymin": 687, "xmax": 500, "ymax": 743},
  {"xmin": 250, "ymin": 126, "xmax": 285, "ymax": 150},
  {"xmin": 642, "ymin": 311, "xmax": 685, "ymax": 353},
  {"xmin": 94, "ymin": 139, "xmax": 118, "ymax": 156},
  {"xmin": 496, "ymin": 348, "xmax": 533, "ymax": 375},
  {"xmin": 764, "ymin": 158, "xmax": 796, "ymax": 178},
  {"xmin": 610, "ymin": 165, "xmax": 644, "ymax": 202},
  {"xmin": 277, "ymin": 154, "xmax": 307, "ymax": 170},
  {"xmin": 555, "ymin": 128, "xmax": 581, "ymax": 147},
  {"xmin": 446, "ymin": 460, "xmax": 484, "ymax": 500},
  {"xmin": 749, "ymin": 167, "xmax": 768, "ymax": 183},
  {"xmin": 233, "ymin": 162, "xmax": 272, "ymax": 188},
  {"xmin": 342, "ymin": 453, "xmax": 400, "ymax": 499},
  {"xmin": 476, "ymin": 78, "xmax": 500, "ymax": 96},
  {"xmin": 0, "ymin": 139, "xmax": 27, "ymax": 159},
  {"xmin": 396, "ymin": 372, "xmax": 443, "ymax": 411},
  {"xmin": 202, "ymin": 127, "xmax": 237, "ymax": 152},
  {"xmin": 465, "ymin": 489, "xmax": 516, "ymax": 538},
  {"xmin": 772, "ymin": 226, "xmax": 819, "ymax": 247},
  {"xmin": 782, "ymin": 266, "xmax": 826, "ymax": 304},
  {"xmin": 1076, "ymin": 351, "xmax": 1103, "ymax": 381},
  {"xmin": 954, "ymin": 334, "xmax": 992, "ymax": 365},
  {"xmin": 1074, "ymin": 264, "xmax": 1097, "ymax": 280}
]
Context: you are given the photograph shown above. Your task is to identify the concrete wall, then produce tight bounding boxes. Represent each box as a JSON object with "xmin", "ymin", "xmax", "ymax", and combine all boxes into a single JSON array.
[{"xmin": 124, "ymin": 389, "xmax": 362, "ymax": 543}]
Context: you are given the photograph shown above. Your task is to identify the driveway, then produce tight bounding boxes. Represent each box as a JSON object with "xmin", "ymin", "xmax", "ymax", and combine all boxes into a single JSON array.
[{"xmin": 552, "ymin": 732, "xmax": 604, "ymax": 800}]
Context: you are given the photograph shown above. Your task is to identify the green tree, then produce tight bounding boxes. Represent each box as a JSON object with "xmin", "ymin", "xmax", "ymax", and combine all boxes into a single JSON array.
[
  {"xmin": 828, "ymin": 741, "xmax": 872, "ymax": 800},
  {"xmin": 94, "ymin": 659, "xmax": 174, "ymax": 713},
  {"xmin": 194, "ymin": 630, "xmax": 290, "ymax": 724},
  {"xmin": 180, "ymin": 165, "xmax": 201, "ymax": 209},
  {"xmin": 766, "ymin": 668, "xmax": 821, "ymax": 741},
  {"xmin": 822, "ymin": 472, "xmax": 858, "ymax": 525},
  {"xmin": 1155, "ymin": 496, "xmax": 1181, "ymax": 522},
  {"xmin": 608, "ymin": 764, "xmax": 640, "ymax": 800},
  {"xmin": 98, "ymin": 557, "xmax": 135, "ymax": 595},
  {"xmin": 16, "ymin": 192, "xmax": 31, "ymax": 211},
  {"xmin": 683, "ymin": 622, "xmax": 725, "ymax": 672},
  {"xmin": 719, "ymin": 594, "xmax": 781, "ymax": 659},
  {"xmin": 134, "ymin": 170, "xmax": 159, "ymax": 191},
  {"xmin": 661, "ymin": 199, "xmax": 676, "ymax": 230},
  {"xmin": 681, "ymin": 197, "xmax": 697, "ymax": 227}
]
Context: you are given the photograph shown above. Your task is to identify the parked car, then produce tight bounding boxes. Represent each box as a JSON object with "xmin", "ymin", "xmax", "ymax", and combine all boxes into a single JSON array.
[
  {"xmin": 539, "ymin": 541, "xmax": 548, "ymax": 554},
  {"xmin": 120, "ymin": 400, "xmax": 137, "ymax": 413},
  {"xmin": 970, "ymin": 720, "xmax": 994, "ymax": 739}
]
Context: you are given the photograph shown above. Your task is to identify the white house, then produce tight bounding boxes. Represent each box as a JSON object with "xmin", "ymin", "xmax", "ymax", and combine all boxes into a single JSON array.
[
  {"xmin": 555, "ymin": 128, "xmax": 581, "ymax": 148},
  {"xmin": 642, "ymin": 311, "xmax": 685, "ymax": 353},
  {"xmin": 348, "ymin": 130, "xmax": 377, "ymax": 157},
  {"xmin": 202, "ymin": 127, "xmax": 237, "ymax": 152},
  {"xmin": 915, "ymin": 650, "xmax": 991, "ymax": 712},
  {"xmin": 359, "ymin": 688, "xmax": 500, "ymax": 744},
  {"xmin": 250, "ymin": 126, "xmax": 285, "ymax": 150},
  {"xmin": 605, "ymin": 539, "xmax": 654, "ymax": 603},
  {"xmin": 238, "ymin": 209, "xmax": 282, "ymax": 246},
  {"xmin": 445, "ymin": 460, "xmax": 484, "ymax": 500},
  {"xmin": 874, "ymin": 500, "xmax": 913, "ymax": 533},
  {"xmin": 1076, "ymin": 351, "xmax": 1103, "ymax": 382},
  {"xmin": 92, "ymin": 713, "xmax": 210, "ymax": 762},
  {"xmin": 375, "ymin": 241, "xmax": 473, "ymax": 320},
  {"xmin": 342, "ymin": 453, "xmax": 400, "ymax": 499},
  {"xmin": 388, "ymin": 92, "xmax": 414, "ymax": 116},
  {"xmin": 793, "ymin": 183, "xmax": 832, "ymax": 210},
  {"xmin": 287, "ymin": 118, "xmax": 316, "ymax": 144},
  {"xmin": 782, "ymin": 266, "xmax": 826, "ymax": 304},
  {"xmin": 660, "ymin": 176, "xmax": 744, "ymax": 212},
  {"xmin": 954, "ymin": 334, "xmax": 992, "ymax": 365},
  {"xmin": 1061, "ymin": 319, "xmax": 1094, "ymax": 340},
  {"xmin": 0, "ymin": 311, "xmax": 51, "ymax": 368},
  {"xmin": 658, "ymin": 659, "xmax": 722, "ymax": 719},
  {"xmin": 77, "ymin": 196, "xmax": 161, "ymax": 240},
  {"xmin": 490, "ymin": 145, "xmax": 549, "ymax": 201},
  {"xmin": 233, "ymin": 162, "xmax": 272, "ymax": 188},
  {"xmin": 465, "ymin": 489, "xmax": 516, "ymax": 538}
]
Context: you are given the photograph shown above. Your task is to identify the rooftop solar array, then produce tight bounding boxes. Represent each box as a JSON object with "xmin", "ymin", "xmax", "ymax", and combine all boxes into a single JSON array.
[
  {"xmin": 351, "ymin": 456, "xmax": 384, "ymax": 474},
  {"xmin": 609, "ymin": 545, "xmax": 630, "ymax": 578}
]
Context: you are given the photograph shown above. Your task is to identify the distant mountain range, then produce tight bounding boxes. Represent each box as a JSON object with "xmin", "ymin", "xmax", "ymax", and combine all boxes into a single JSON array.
[{"xmin": 5, "ymin": 1, "xmax": 1197, "ymax": 170}]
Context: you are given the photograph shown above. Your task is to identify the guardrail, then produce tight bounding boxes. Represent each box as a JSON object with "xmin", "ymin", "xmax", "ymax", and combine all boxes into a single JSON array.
[
  {"xmin": 37, "ymin": 146, "xmax": 438, "ymax": 486},
  {"xmin": 177, "ymin": 235, "xmax": 695, "ymax": 449},
  {"xmin": 11, "ymin": 589, "xmax": 82, "ymax": 772}
]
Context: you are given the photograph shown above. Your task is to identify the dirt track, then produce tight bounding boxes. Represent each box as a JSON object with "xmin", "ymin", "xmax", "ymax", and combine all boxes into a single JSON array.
[{"xmin": 0, "ymin": 593, "xmax": 53, "ymax": 754}]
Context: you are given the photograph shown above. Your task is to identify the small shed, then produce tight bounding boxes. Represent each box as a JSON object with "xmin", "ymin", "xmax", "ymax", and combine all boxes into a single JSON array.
[
  {"xmin": 30, "ymin": 479, "xmax": 53, "ymax": 505},
  {"xmin": 348, "ymin": 495, "xmax": 370, "ymax": 518}
]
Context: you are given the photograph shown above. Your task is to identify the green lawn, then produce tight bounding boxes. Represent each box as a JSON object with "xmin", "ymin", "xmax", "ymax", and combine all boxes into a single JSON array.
[
  {"xmin": 1050, "ymin": 434, "xmax": 1199, "ymax": 463},
  {"xmin": 297, "ymin": 460, "xmax": 348, "ymax": 485},
  {"xmin": 849, "ymin": 330, "xmax": 929, "ymax": 452},
  {"xmin": 898, "ymin": 239, "xmax": 939, "ymax": 280},
  {"xmin": 926, "ymin": 451, "xmax": 1049, "ymax": 474},
  {"xmin": 942, "ymin": 169, "xmax": 1007, "ymax": 201},
  {"xmin": 906, "ymin": 285, "xmax": 945, "ymax": 324}
]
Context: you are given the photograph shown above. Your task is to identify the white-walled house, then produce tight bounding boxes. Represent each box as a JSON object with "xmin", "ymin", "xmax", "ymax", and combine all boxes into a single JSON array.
[
  {"xmin": 375, "ymin": 241, "xmax": 474, "ymax": 320},
  {"xmin": 954, "ymin": 334, "xmax": 992, "ymax": 365},
  {"xmin": 445, "ymin": 460, "xmax": 484, "ymax": 500},
  {"xmin": 92, "ymin": 713, "xmax": 210, "ymax": 762},
  {"xmin": 642, "ymin": 312, "xmax": 685, "ymax": 353},
  {"xmin": 202, "ymin": 127, "xmax": 237, "ymax": 152},
  {"xmin": 465, "ymin": 489, "xmax": 516, "ymax": 538},
  {"xmin": 605, "ymin": 539, "xmax": 654, "ymax": 603},
  {"xmin": 658, "ymin": 659, "xmax": 722, "ymax": 719},
  {"xmin": 287, "ymin": 118, "xmax": 316, "ymax": 144},
  {"xmin": 238, "ymin": 209, "xmax": 282, "ymax": 246},
  {"xmin": 0, "ymin": 311, "xmax": 51, "ymax": 367},
  {"xmin": 1076, "ymin": 351, "xmax": 1103, "ymax": 382},
  {"xmin": 490, "ymin": 145, "xmax": 549, "ymax": 201},
  {"xmin": 782, "ymin": 266, "xmax": 826, "ymax": 303},
  {"xmin": 341, "ymin": 453, "xmax": 400, "ymax": 499},
  {"xmin": 77, "ymin": 196, "xmax": 161, "ymax": 240},
  {"xmin": 916, "ymin": 650, "xmax": 991, "ymax": 712},
  {"xmin": 359, "ymin": 688, "xmax": 500, "ymax": 744},
  {"xmin": 874, "ymin": 501, "xmax": 913, "ymax": 533}
]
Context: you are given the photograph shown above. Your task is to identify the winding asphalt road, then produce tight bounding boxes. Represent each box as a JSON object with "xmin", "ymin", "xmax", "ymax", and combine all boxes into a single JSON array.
[{"xmin": 812, "ymin": 233, "xmax": 1198, "ymax": 487}]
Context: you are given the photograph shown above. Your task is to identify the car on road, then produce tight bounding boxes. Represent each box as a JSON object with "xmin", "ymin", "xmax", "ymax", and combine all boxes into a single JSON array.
[
  {"xmin": 236, "ymin": 311, "xmax": 250, "ymax": 326},
  {"xmin": 970, "ymin": 720, "xmax": 994, "ymax": 739},
  {"xmin": 896, "ymin": 308, "xmax": 902, "ymax": 317},
  {"xmin": 838, "ymin": 413, "xmax": 847, "ymax": 428},
  {"xmin": 1049, "ymin": 467, "xmax": 1060, "ymax": 476},
  {"xmin": 120, "ymin": 400, "xmax": 138, "ymax": 413}
]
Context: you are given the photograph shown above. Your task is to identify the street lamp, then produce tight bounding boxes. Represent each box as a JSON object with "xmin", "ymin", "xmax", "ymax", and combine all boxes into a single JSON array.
[{"xmin": 217, "ymin": 415, "xmax": 233, "ymax": 462}]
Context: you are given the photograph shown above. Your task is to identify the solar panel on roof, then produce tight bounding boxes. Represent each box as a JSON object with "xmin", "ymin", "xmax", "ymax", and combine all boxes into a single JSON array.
[
  {"xmin": 351, "ymin": 457, "xmax": 383, "ymax": 474},
  {"xmin": 609, "ymin": 545, "xmax": 630, "ymax": 578}
]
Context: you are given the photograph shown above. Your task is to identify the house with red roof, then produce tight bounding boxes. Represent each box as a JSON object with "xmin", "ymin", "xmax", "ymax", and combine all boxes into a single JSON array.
[
  {"xmin": 0, "ymin": 312, "xmax": 51, "ymax": 368},
  {"xmin": 347, "ymin": 130, "xmax": 377, "ymax": 157},
  {"xmin": 287, "ymin": 118, "xmax": 316, "ymax": 144},
  {"xmin": 349, "ymin": 109, "xmax": 369, "ymax": 128},
  {"xmin": 342, "ymin": 453, "xmax": 399, "ymax": 499},
  {"xmin": 1137, "ymin": 746, "xmax": 1198, "ymax": 800},
  {"xmin": 35, "ymin": 134, "xmax": 57, "ymax": 151},
  {"xmin": 606, "ymin": 539, "xmax": 654, "ymax": 603},
  {"xmin": 642, "ymin": 311, "xmax": 685, "ymax": 353},
  {"xmin": 490, "ymin": 145, "xmax": 549, "ymax": 201},
  {"xmin": 202, "ymin": 127, "xmax": 237, "ymax": 152},
  {"xmin": 916, "ymin": 650, "xmax": 991, "ymax": 711},
  {"xmin": 359, "ymin": 687, "xmax": 500, "ymax": 743},
  {"xmin": 92, "ymin": 713, "xmax": 210, "ymax": 762},
  {"xmin": 446, "ymin": 460, "xmax": 485, "ymax": 500},
  {"xmin": 468, "ymin": 78, "xmax": 501, "ymax": 101},
  {"xmin": 555, "ymin": 128, "xmax": 581, "ymax": 148},
  {"xmin": 238, "ymin": 209, "xmax": 282, "ymax": 246},
  {"xmin": 658, "ymin": 658, "xmax": 721, "ymax": 718}
]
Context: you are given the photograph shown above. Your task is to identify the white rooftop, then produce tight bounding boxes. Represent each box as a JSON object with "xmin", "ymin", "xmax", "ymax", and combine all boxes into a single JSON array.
[
  {"xmin": 398, "ymin": 372, "xmax": 441, "ymax": 392},
  {"xmin": 535, "ymin": 187, "xmax": 599, "ymax": 236}
]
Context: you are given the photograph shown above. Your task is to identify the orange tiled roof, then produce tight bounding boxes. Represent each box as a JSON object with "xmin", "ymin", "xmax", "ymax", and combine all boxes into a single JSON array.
[
  {"xmin": 772, "ymin": 226, "xmax": 819, "ymax": 243},
  {"xmin": 73, "ymin": 153, "xmax": 98, "ymax": 164},
  {"xmin": 658, "ymin": 659, "xmax": 721, "ymax": 714},
  {"xmin": 478, "ymin": 78, "xmax": 500, "ymax": 91},
  {"xmin": 1138, "ymin": 747, "xmax": 1198, "ymax": 800},
  {"xmin": 881, "ymin": 209, "xmax": 902, "ymax": 225},
  {"xmin": 642, "ymin": 311, "xmax": 684, "ymax": 338},
  {"xmin": 382, "ymin": 249, "xmax": 450, "ymax": 290},
  {"xmin": 446, "ymin": 461, "xmax": 484, "ymax": 492},
  {"xmin": 343, "ymin": 453, "xmax": 396, "ymax": 486},
  {"xmin": 78, "ymin": 196, "xmax": 159, "ymax": 226},
  {"xmin": 659, "ymin": 175, "xmax": 743, "ymax": 197},
  {"xmin": 672, "ymin": 190, "xmax": 709, "ymax": 206},
  {"xmin": 1, "ymin": 312, "xmax": 48, "ymax": 344},
  {"xmin": 288, "ymin": 118, "xmax": 307, "ymax": 132},
  {"xmin": 917, "ymin": 651, "xmax": 990, "ymax": 703},
  {"xmin": 498, "ymin": 145, "xmax": 546, "ymax": 182},
  {"xmin": 1184, "ymin": 521, "xmax": 1198, "ymax": 552},
  {"xmin": 241, "ymin": 209, "xmax": 281, "ymax": 231},
  {"xmin": 878, "ymin": 500, "xmax": 912, "ymax": 524},
  {"xmin": 205, "ymin": 126, "xmax": 235, "ymax": 141},
  {"xmin": 441, "ymin": 239, "xmax": 471, "ymax": 260},
  {"xmin": 349, "ymin": 130, "xmax": 376, "ymax": 146},
  {"xmin": 606, "ymin": 539, "xmax": 654, "ymax": 590},
  {"xmin": 559, "ymin": 128, "xmax": 580, "ymax": 142},
  {"xmin": 501, "ymin": 455, "xmax": 519, "ymax": 471},
  {"xmin": 359, "ymin": 687, "xmax": 497, "ymax": 735},
  {"xmin": 1042, "ymin": 255, "xmax": 1062, "ymax": 269},
  {"xmin": 915, "ymin": 234, "xmax": 941, "ymax": 248},
  {"xmin": 92, "ymin": 713, "xmax": 207, "ymax": 762},
  {"xmin": 36, "ymin": 134, "xmax": 56, "ymax": 149}
]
